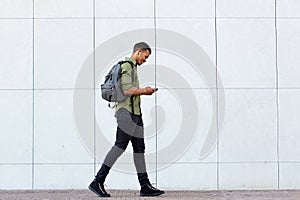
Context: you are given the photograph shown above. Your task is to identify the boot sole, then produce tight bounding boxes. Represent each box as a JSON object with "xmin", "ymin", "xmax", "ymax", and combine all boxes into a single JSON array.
[
  {"xmin": 88, "ymin": 185, "xmax": 111, "ymax": 197},
  {"xmin": 140, "ymin": 191, "xmax": 165, "ymax": 196}
]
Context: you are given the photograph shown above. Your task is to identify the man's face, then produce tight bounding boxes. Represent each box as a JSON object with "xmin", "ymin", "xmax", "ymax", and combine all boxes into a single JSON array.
[{"xmin": 136, "ymin": 50, "xmax": 151, "ymax": 66}]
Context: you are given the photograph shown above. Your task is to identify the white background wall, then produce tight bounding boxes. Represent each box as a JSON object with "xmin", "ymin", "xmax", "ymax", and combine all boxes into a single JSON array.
[{"xmin": 1, "ymin": 0, "xmax": 300, "ymax": 190}]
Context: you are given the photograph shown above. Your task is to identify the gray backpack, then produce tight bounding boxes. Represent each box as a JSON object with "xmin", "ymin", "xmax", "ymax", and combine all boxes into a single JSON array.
[{"xmin": 101, "ymin": 61, "xmax": 134, "ymax": 103}]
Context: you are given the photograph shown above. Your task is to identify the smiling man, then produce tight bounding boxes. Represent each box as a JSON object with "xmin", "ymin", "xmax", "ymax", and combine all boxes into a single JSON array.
[{"xmin": 89, "ymin": 42, "xmax": 164, "ymax": 197}]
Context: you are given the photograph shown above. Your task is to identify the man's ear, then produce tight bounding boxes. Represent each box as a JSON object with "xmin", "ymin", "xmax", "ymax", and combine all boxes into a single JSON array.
[{"xmin": 137, "ymin": 49, "xmax": 143, "ymax": 56}]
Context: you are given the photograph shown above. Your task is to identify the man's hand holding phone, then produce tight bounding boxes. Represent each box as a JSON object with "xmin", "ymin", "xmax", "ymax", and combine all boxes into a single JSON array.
[{"xmin": 143, "ymin": 86, "xmax": 158, "ymax": 95}]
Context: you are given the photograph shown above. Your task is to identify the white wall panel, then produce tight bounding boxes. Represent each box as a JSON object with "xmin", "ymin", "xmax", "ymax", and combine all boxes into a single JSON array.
[
  {"xmin": 34, "ymin": 19, "xmax": 93, "ymax": 89},
  {"xmin": 157, "ymin": 0, "xmax": 214, "ymax": 18},
  {"xmin": 280, "ymin": 163, "xmax": 300, "ymax": 189},
  {"xmin": 278, "ymin": 0, "xmax": 300, "ymax": 18},
  {"xmin": 219, "ymin": 163, "xmax": 278, "ymax": 190},
  {"xmin": 0, "ymin": 165, "xmax": 32, "ymax": 189},
  {"xmin": 0, "ymin": 0, "xmax": 32, "ymax": 18},
  {"xmin": 217, "ymin": 0, "xmax": 274, "ymax": 17},
  {"xmin": 0, "ymin": 91, "xmax": 32, "ymax": 163},
  {"xmin": 278, "ymin": 19, "xmax": 300, "ymax": 88},
  {"xmin": 0, "ymin": 20, "xmax": 32, "ymax": 89},
  {"xmin": 157, "ymin": 163, "xmax": 217, "ymax": 190},
  {"xmin": 279, "ymin": 89, "xmax": 300, "ymax": 162},
  {"xmin": 34, "ymin": 164, "xmax": 93, "ymax": 189},
  {"xmin": 96, "ymin": 0, "xmax": 154, "ymax": 18},
  {"xmin": 217, "ymin": 19, "xmax": 276, "ymax": 88},
  {"xmin": 35, "ymin": 0, "xmax": 93, "ymax": 18},
  {"xmin": 219, "ymin": 89, "xmax": 277, "ymax": 162},
  {"xmin": 34, "ymin": 90, "xmax": 94, "ymax": 163}
]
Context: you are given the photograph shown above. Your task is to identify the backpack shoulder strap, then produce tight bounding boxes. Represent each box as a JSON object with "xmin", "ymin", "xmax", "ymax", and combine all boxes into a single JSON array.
[{"xmin": 127, "ymin": 61, "xmax": 135, "ymax": 115}]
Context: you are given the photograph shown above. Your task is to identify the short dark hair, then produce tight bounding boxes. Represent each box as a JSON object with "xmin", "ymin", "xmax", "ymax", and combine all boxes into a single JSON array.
[{"xmin": 133, "ymin": 42, "xmax": 151, "ymax": 54}]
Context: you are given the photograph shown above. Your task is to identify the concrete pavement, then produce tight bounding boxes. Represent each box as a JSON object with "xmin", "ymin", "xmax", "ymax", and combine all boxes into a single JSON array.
[{"xmin": 0, "ymin": 190, "xmax": 300, "ymax": 200}]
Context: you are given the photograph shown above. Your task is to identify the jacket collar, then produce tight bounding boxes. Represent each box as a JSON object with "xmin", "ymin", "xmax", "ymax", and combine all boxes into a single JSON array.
[{"xmin": 125, "ymin": 57, "xmax": 137, "ymax": 66}]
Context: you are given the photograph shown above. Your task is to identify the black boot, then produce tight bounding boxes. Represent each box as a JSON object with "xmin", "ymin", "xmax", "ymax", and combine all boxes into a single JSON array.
[
  {"xmin": 95, "ymin": 164, "xmax": 111, "ymax": 182},
  {"xmin": 88, "ymin": 179, "xmax": 111, "ymax": 197},
  {"xmin": 137, "ymin": 173, "xmax": 164, "ymax": 196},
  {"xmin": 140, "ymin": 181, "xmax": 165, "ymax": 196}
]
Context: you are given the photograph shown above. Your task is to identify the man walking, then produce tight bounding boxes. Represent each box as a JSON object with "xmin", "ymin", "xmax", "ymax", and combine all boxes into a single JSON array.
[{"xmin": 89, "ymin": 42, "xmax": 165, "ymax": 197}]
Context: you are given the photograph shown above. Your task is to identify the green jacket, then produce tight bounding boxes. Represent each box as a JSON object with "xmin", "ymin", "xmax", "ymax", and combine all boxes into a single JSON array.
[{"xmin": 116, "ymin": 57, "xmax": 141, "ymax": 115}]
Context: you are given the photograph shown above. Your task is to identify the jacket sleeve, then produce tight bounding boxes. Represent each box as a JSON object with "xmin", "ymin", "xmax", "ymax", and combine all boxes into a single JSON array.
[{"xmin": 120, "ymin": 63, "xmax": 133, "ymax": 91}]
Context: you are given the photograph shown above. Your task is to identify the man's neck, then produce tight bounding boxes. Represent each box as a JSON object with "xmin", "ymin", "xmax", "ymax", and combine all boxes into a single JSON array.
[{"xmin": 130, "ymin": 55, "xmax": 137, "ymax": 62}]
